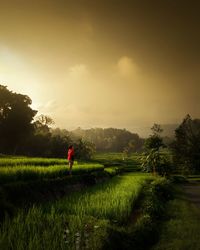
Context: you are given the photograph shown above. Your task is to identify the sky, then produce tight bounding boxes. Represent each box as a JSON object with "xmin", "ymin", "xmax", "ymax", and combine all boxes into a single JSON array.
[{"xmin": 0, "ymin": 0, "xmax": 200, "ymax": 135}]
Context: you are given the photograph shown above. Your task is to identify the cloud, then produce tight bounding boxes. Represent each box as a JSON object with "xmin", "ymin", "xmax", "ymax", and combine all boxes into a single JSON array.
[
  {"xmin": 38, "ymin": 100, "xmax": 58, "ymax": 112},
  {"xmin": 68, "ymin": 64, "xmax": 89, "ymax": 80},
  {"xmin": 117, "ymin": 56, "xmax": 139, "ymax": 77}
]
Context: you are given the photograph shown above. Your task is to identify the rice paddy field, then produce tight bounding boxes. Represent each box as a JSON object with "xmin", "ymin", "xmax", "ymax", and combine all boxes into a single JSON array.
[
  {"xmin": 0, "ymin": 173, "xmax": 152, "ymax": 250},
  {"xmin": 0, "ymin": 157, "xmax": 67, "ymax": 167},
  {"xmin": 0, "ymin": 163, "xmax": 104, "ymax": 184},
  {"xmin": 0, "ymin": 153, "xmax": 141, "ymax": 185},
  {"xmin": 1, "ymin": 153, "xmax": 200, "ymax": 250},
  {"xmin": 0, "ymin": 153, "xmax": 152, "ymax": 249}
]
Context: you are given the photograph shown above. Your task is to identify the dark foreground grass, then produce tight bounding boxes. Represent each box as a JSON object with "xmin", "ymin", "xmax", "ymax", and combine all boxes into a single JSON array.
[
  {"xmin": 104, "ymin": 177, "xmax": 174, "ymax": 250},
  {"xmin": 152, "ymin": 186, "xmax": 200, "ymax": 250},
  {"xmin": 0, "ymin": 173, "xmax": 175, "ymax": 250},
  {"xmin": 0, "ymin": 173, "xmax": 151, "ymax": 250}
]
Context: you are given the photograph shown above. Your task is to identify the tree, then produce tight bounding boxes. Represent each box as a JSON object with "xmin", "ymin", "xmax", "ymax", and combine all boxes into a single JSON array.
[
  {"xmin": 151, "ymin": 123, "xmax": 163, "ymax": 135},
  {"xmin": 144, "ymin": 124, "xmax": 164, "ymax": 151},
  {"xmin": 141, "ymin": 148, "xmax": 171, "ymax": 176},
  {"xmin": 141, "ymin": 124, "xmax": 170, "ymax": 176},
  {"xmin": 123, "ymin": 141, "xmax": 135, "ymax": 159},
  {"xmin": 71, "ymin": 127, "xmax": 143, "ymax": 152},
  {"xmin": 172, "ymin": 114, "xmax": 200, "ymax": 173},
  {"xmin": 34, "ymin": 114, "xmax": 54, "ymax": 135},
  {"xmin": 0, "ymin": 85, "xmax": 37, "ymax": 154},
  {"xmin": 74, "ymin": 138, "xmax": 96, "ymax": 160}
]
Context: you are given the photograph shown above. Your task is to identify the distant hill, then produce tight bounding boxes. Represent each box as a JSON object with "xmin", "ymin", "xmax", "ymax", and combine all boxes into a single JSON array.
[{"xmin": 132, "ymin": 124, "xmax": 178, "ymax": 138}]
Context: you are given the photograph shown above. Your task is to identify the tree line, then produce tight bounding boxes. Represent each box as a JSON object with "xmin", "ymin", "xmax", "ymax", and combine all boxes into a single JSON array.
[
  {"xmin": 53, "ymin": 127, "xmax": 144, "ymax": 153},
  {"xmin": 142, "ymin": 116, "xmax": 200, "ymax": 174},
  {"xmin": 1, "ymin": 84, "xmax": 200, "ymax": 173},
  {"xmin": 0, "ymin": 85, "xmax": 143, "ymax": 159}
]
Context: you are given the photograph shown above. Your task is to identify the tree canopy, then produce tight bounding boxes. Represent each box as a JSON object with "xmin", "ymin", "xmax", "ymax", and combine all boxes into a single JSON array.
[
  {"xmin": 70, "ymin": 127, "xmax": 143, "ymax": 153},
  {"xmin": 141, "ymin": 124, "xmax": 171, "ymax": 176},
  {"xmin": 0, "ymin": 85, "xmax": 144, "ymax": 159},
  {"xmin": 0, "ymin": 85, "xmax": 99, "ymax": 158},
  {"xmin": 172, "ymin": 114, "xmax": 200, "ymax": 173},
  {"xmin": 0, "ymin": 85, "xmax": 37, "ymax": 154}
]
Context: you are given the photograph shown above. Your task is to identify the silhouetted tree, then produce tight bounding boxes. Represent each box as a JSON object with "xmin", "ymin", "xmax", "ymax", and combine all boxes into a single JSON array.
[
  {"xmin": 144, "ymin": 124, "xmax": 164, "ymax": 151},
  {"xmin": 34, "ymin": 114, "xmax": 54, "ymax": 135},
  {"xmin": 142, "ymin": 124, "xmax": 170, "ymax": 176},
  {"xmin": 172, "ymin": 114, "xmax": 200, "ymax": 173},
  {"xmin": 0, "ymin": 85, "xmax": 37, "ymax": 154}
]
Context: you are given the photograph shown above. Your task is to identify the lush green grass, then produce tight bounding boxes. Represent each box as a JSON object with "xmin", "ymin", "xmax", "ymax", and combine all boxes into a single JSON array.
[
  {"xmin": 0, "ymin": 153, "xmax": 143, "ymax": 185},
  {"xmin": 0, "ymin": 173, "xmax": 152, "ymax": 250},
  {"xmin": 0, "ymin": 208, "xmax": 109, "ymax": 250},
  {"xmin": 49, "ymin": 173, "xmax": 151, "ymax": 222},
  {"xmin": 152, "ymin": 188, "xmax": 200, "ymax": 250},
  {"xmin": 0, "ymin": 153, "xmax": 142, "ymax": 173},
  {"xmin": 93, "ymin": 152, "xmax": 125, "ymax": 162},
  {"xmin": 1, "ymin": 154, "xmax": 168, "ymax": 249},
  {"xmin": 0, "ymin": 163, "xmax": 104, "ymax": 184},
  {"xmin": 92, "ymin": 152, "xmax": 142, "ymax": 173},
  {"xmin": 0, "ymin": 157, "xmax": 68, "ymax": 167},
  {"xmin": 104, "ymin": 166, "xmax": 124, "ymax": 176},
  {"xmin": 93, "ymin": 152, "xmax": 141, "ymax": 163}
]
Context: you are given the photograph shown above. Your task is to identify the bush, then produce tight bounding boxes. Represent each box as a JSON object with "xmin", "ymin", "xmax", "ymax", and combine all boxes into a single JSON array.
[
  {"xmin": 141, "ymin": 178, "xmax": 173, "ymax": 220},
  {"xmin": 142, "ymin": 195, "xmax": 165, "ymax": 219},
  {"xmin": 150, "ymin": 178, "xmax": 173, "ymax": 201},
  {"xmin": 141, "ymin": 150, "xmax": 172, "ymax": 176}
]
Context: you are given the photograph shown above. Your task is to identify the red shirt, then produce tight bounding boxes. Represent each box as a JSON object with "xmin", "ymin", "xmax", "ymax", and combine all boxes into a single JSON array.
[{"xmin": 67, "ymin": 148, "xmax": 74, "ymax": 160}]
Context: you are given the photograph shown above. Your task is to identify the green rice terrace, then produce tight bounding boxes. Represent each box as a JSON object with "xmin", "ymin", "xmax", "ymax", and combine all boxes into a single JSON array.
[{"xmin": 0, "ymin": 153, "xmax": 200, "ymax": 250}]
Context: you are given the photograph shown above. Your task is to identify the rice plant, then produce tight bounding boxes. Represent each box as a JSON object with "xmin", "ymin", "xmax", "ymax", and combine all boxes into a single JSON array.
[
  {"xmin": 0, "ymin": 173, "xmax": 152, "ymax": 249},
  {"xmin": 0, "ymin": 163, "xmax": 104, "ymax": 184},
  {"xmin": 51, "ymin": 173, "xmax": 151, "ymax": 222},
  {"xmin": 0, "ymin": 157, "xmax": 67, "ymax": 167}
]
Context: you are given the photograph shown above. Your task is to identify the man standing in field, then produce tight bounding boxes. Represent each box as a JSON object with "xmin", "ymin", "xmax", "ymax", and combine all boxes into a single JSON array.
[{"xmin": 67, "ymin": 145, "xmax": 75, "ymax": 175}]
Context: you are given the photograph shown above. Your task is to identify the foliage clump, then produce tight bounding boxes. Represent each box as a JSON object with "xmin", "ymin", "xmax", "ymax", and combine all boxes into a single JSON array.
[
  {"xmin": 141, "ymin": 124, "xmax": 171, "ymax": 176},
  {"xmin": 172, "ymin": 114, "xmax": 200, "ymax": 173}
]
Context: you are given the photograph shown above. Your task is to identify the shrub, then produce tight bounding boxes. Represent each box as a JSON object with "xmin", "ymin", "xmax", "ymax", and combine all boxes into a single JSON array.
[{"xmin": 151, "ymin": 178, "xmax": 173, "ymax": 201}]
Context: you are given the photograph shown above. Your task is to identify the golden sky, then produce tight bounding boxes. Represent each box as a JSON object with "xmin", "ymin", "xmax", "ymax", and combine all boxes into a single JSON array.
[{"xmin": 0, "ymin": 0, "xmax": 200, "ymax": 134}]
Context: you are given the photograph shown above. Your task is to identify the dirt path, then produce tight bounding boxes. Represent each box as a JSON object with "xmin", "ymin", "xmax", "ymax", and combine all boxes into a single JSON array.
[{"xmin": 184, "ymin": 182, "xmax": 200, "ymax": 208}]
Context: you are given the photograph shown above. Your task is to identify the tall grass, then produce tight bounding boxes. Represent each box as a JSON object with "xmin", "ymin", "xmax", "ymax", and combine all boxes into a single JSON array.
[
  {"xmin": 0, "ymin": 163, "xmax": 104, "ymax": 184},
  {"xmin": 0, "ymin": 173, "xmax": 152, "ymax": 250},
  {"xmin": 0, "ymin": 157, "xmax": 67, "ymax": 167},
  {"xmin": 0, "ymin": 208, "xmax": 109, "ymax": 250},
  {"xmin": 51, "ymin": 173, "xmax": 150, "ymax": 222}
]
